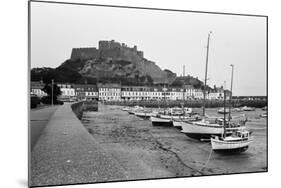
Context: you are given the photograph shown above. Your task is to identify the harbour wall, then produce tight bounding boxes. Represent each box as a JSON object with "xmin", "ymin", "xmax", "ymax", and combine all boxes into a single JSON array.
[
  {"xmin": 30, "ymin": 102, "xmax": 126, "ymax": 187},
  {"xmin": 71, "ymin": 100, "xmax": 98, "ymax": 119},
  {"xmin": 104, "ymin": 99, "xmax": 267, "ymax": 108}
]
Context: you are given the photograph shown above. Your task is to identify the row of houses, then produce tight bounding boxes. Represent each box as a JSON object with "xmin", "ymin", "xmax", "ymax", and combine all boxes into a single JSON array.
[{"xmin": 31, "ymin": 81, "xmax": 227, "ymax": 101}]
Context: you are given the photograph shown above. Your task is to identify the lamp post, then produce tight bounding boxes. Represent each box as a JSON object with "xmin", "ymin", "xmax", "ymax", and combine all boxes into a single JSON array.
[{"xmin": 51, "ymin": 79, "xmax": 54, "ymax": 106}]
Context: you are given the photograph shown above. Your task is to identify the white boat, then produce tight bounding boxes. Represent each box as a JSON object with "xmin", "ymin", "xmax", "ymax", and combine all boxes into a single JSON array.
[
  {"xmin": 218, "ymin": 108, "xmax": 229, "ymax": 114},
  {"xmin": 184, "ymin": 107, "xmax": 193, "ymax": 114},
  {"xmin": 260, "ymin": 112, "xmax": 267, "ymax": 118},
  {"xmin": 241, "ymin": 106, "xmax": 255, "ymax": 111},
  {"xmin": 173, "ymin": 120, "xmax": 182, "ymax": 129},
  {"xmin": 181, "ymin": 119, "xmax": 223, "ymax": 139},
  {"xmin": 122, "ymin": 106, "xmax": 130, "ymax": 111},
  {"xmin": 211, "ymin": 130, "xmax": 253, "ymax": 153},
  {"xmin": 233, "ymin": 108, "xmax": 243, "ymax": 112},
  {"xmin": 172, "ymin": 115, "xmax": 202, "ymax": 129},
  {"xmin": 150, "ymin": 116, "xmax": 173, "ymax": 126},
  {"xmin": 128, "ymin": 106, "xmax": 143, "ymax": 114},
  {"xmin": 134, "ymin": 109, "xmax": 153, "ymax": 119}
]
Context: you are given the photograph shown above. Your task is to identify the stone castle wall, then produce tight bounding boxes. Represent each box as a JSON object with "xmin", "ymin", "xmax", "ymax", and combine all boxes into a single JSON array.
[
  {"xmin": 71, "ymin": 40, "xmax": 144, "ymax": 60},
  {"xmin": 71, "ymin": 47, "xmax": 99, "ymax": 60}
]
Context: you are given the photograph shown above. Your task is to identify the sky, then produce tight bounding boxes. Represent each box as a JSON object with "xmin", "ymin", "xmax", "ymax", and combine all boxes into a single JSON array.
[{"xmin": 30, "ymin": 1, "xmax": 267, "ymax": 96}]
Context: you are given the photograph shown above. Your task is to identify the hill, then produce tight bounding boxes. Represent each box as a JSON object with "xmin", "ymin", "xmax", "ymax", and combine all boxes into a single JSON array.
[{"xmin": 30, "ymin": 40, "xmax": 205, "ymax": 89}]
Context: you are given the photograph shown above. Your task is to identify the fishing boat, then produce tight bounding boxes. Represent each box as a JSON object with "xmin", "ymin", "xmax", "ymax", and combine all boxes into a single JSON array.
[
  {"xmin": 211, "ymin": 70, "xmax": 254, "ymax": 153},
  {"xmin": 211, "ymin": 91, "xmax": 253, "ymax": 153},
  {"xmin": 210, "ymin": 129, "xmax": 253, "ymax": 153}
]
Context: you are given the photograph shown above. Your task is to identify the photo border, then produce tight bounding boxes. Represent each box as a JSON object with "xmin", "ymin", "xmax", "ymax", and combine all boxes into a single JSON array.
[{"xmin": 28, "ymin": 0, "xmax": 268, "ymax": 187}]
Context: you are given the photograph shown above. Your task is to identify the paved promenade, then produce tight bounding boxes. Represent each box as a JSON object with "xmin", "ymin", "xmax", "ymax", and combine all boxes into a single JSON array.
[
  {"xmin": 30, "ymin": 103, "xmax": 127, "ymax": 187},
  {"xmin": 30, "ymin": 106, "xmax": 58, "ymax": 150}
]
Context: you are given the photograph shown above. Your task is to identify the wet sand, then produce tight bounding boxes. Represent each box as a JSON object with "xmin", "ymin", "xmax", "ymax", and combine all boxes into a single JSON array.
[{"xmin": 81, "ymin": 104, "xmax": 267, "ymax": 180}]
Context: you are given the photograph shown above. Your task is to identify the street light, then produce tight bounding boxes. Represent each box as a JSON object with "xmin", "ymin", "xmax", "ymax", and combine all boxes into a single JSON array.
[{"xmin": 51, "ymin": 79, "xmax": 54, "ymax": 106}]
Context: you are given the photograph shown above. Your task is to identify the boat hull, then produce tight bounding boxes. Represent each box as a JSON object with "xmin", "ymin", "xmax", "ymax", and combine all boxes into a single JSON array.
[
  {"xmin": 151, "ymin": 116, "xmax": 173, "ymax": 126},
  {"xmin": 135, "ymin": 112, "xmax": 152, "ymax": 119},
  {"xmin": 128, "ymin": 111, "xmax": 135, "ymax": 115},
  {"xmin": 172, "ymin": 120, "xmax": 183, "ymax": 130},
  {"xmin": 180, "ymin": 121, "xmax": 224, "ymax": 139},
  {"xmin": 211, "ymin": 138, "xmax": 252, "ymax": 153}
]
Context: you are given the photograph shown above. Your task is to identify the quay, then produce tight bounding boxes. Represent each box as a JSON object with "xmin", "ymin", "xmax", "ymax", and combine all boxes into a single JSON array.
[{"xmin": 30, "ymin": 103, "xmax": 127, "ymax": 187}]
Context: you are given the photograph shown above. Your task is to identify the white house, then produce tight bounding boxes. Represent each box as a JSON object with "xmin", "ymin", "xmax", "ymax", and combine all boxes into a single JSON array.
[
  {"xmin": 30, "ymin": 81, "xmax": 47, "ymax": 97},
  {"xmin": 98, "ymin": 83, "xmax": 121, "ymax": 101}
]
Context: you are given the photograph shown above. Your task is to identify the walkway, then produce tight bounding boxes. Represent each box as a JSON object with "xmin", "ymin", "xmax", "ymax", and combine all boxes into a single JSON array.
[
  {"xmin": 30, "ymin": 105, "xmax": 58, "ymax": 150},
  {"xmin": 30, "ymin": 103, "xmax": 126, "ymax": 187}
]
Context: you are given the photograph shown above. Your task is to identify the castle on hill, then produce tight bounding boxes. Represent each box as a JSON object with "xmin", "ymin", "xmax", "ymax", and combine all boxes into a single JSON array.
[{"xmin": 70, "ymin": 40, "xmax": 144, "ymax": 61}]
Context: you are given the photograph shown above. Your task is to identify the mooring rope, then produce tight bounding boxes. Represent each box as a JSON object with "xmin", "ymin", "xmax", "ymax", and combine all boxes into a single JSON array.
[{"xmin": 199, "ymin": 143, "xmax": 213, "ymax": 173}]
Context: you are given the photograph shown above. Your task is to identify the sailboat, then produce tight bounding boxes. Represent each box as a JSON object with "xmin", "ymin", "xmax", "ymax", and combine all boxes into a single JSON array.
[
  {"xmin": 180, "ymin": 32, "xmax": 244, "ymax": 139},
  {"xmin": 211, "ymin": 89, "xmax": 253, "ymax": 153}
]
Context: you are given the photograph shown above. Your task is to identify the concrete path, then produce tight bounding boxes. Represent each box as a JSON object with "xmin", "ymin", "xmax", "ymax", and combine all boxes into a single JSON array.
[
  {"xmin": 30, "ymin": 106, "xmax": 58, "ymax": 150},
  {"xmin": 30, "ymin": 103, "xmax": 127, "ymax": 187}
]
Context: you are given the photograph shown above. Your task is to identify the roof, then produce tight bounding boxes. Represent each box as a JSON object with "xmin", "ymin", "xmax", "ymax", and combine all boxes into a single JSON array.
[
  {"xmin": 73, "ymin": 84, "xmax": 98, "ymax": 91},
  {"xmin": 31, "ymin": 81, "xmax": 44, "ymax": 89},
  {"xmin": 98, "ymin": 83, "xmax": 121, "ymax": 88}
]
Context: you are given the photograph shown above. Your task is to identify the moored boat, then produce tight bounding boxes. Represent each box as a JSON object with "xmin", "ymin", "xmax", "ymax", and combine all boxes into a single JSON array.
[
  {"xmin": 180, "ymin": 118, "xmax": 243, "ymax": 139},
  {"xmin": 211, "ymin": 129, "xmax": 253, "ymax": 153},
  {"xmin": 218, "ymin": 108, "xmax": 230, "ymax": 114},
  {"xmin": 150, "ymin": 116, "xmax": 173, "ymax": 126},
  {"xmin": 122, "ymin": 106, "xmax": 130, "ymax": 112},
  {"xmin": 260, "ymin": 112, "xmax": 267, "ymax": 118},
  {"xmin": 128, "ymin": 106, "xmax": 143, "ymax": 115},
  {"xmin": 134, "ymin": 109, "xmax": 153, "ymax": 119},
  {"xmin": 262, "ymin": 106, "xmax": 267, "ymax": 111},
  {"xmin": 241, "ymin": 106, "xmax": 255, "ymax": 111}
]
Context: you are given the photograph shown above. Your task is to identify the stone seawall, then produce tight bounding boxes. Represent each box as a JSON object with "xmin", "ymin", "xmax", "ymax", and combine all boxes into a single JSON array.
[
  {"xmin": 30, "ymin": 103, "xmax": 126, "ymax": 187},
  {"xmin": 71, "ymin": 101, "xmax": 98, "ymax": 120}
]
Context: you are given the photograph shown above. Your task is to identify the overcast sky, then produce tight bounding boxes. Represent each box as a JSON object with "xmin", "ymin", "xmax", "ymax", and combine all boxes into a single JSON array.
[{"xmin": 30, "ymin": 1, "xmax": 267, "ymax": 96}]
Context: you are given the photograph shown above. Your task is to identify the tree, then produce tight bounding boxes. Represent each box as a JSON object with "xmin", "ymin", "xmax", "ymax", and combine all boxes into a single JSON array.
[{"xmin": 41, "ymin": 83, "xmax": 62, "ymax": 102}]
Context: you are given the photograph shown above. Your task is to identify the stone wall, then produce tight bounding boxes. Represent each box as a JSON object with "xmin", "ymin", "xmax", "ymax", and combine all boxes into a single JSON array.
[
  {"xmin": 71, "ymin": 101, "xmax": 99, "ymax": 120},
  {"xmin": 71, "ymin": 47, "xmax": 99, "ymax": 60},
  {"xmin": 71, "ymin": 40, "xmax": 144, "ymax": 61}
]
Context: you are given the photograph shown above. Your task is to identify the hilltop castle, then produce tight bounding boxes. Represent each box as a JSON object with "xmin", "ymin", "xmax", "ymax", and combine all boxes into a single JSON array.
[{"xmin": 70, "ymin": 40, "xmax": 144, "ymax": 61}]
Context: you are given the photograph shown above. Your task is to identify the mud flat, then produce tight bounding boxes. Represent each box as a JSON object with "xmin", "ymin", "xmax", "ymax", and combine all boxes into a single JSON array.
[{"xmin": 81, "ymin": 104, "xmax": 267, "ymax": 181}]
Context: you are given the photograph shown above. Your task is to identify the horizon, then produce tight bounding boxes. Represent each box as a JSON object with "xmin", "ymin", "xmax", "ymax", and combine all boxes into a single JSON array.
[{"xmin": 30, "ymin": 2, "xmax": 267, "ymax": 96}]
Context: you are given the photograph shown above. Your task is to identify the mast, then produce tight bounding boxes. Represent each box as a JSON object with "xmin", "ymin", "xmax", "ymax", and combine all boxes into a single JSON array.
[
  {"xmin": 202, "ymin": 31, "xmax": 212, "ymax": 117},
  {"xmin": 223, "ymin": 90, "xmax": 227, "ymax": 138},
  {"xmin": 228, "ymin": 64, "xmax": 234, "ymax": 121},
  {"xmin": 182, "ymin": 65, "xmax": 185, "ymax": 115}
]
